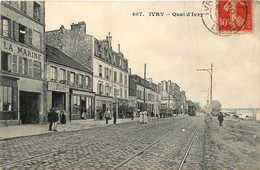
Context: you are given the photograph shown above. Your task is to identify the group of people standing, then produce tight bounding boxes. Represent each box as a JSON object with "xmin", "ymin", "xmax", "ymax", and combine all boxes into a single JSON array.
[
  {"xmin": 104, "ymin": 109, "xmax": 117, "ymax": 124},
  {"xmin": 139, "ymin": 110, "xmax": 148, "ymax": 124},
  {"xmin": 47, "ymin": 108, "xmax": 66, "ymax": 131}
]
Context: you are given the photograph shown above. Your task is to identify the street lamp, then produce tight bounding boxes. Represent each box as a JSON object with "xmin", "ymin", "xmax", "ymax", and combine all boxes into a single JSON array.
[{"xmin": 197, "ymin": 64, "xmax": 213, "ymax": 113}]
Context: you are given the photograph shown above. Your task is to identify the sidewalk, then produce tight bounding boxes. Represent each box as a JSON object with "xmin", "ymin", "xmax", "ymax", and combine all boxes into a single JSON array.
[{"xmin": 0, "ymin": 117, "xmax": 158, "ymax": 141}]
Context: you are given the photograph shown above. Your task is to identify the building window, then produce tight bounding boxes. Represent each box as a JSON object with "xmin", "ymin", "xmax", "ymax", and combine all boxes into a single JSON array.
[
  {"xmin": 114, "ymin": 71, "xmax": 117, "ymax": 82},
  {"xmin": 125, "ymin": 89, "xmax": 127, "ymax": 99},
  {"xmin": 0, "ymin": 86, "xmax": 12, "ymax": 111},
  {"xmin": 1, "ymin": 51, "xmax": 11, "ymax": 72},
  {"xmin": 19, "ymin": 24, "xmax": 26, "ymax": 44},
  {"xmin": 120, "ymin": 88, "xmax": 123, "ymax": 98},
  {"xmin": 50, "ymin": 66, "xmax": 57, "ymax": 81},
  {"xmin": 17, "ymin": 1, "xmax": 26, "ymax": 13},
  {"xmin": 33, "ymin": 61, "xmax": 42, "ymax": 78},
  {"xmin": 98, "ymin": 83, "xmax": 103, "ymax": 95},
  {"xmin": 33, "ymin": 31, "xmax": 41, "ymax": 50},
  {"xmin": 105, "ymin": 68, "xmax": 110, "ymax": 80},
  {"xmin": 99, "ymin": 65, "xmax": 102, "ymax": 77},
  {"xmin": 114, "ymin": 88, "xmax": 118, "ymax": 97},
  {"xmin": 85, "ymin": 76, "xmax": 89, "ymax": 87},
  {"xmin": 79, "ymin": 74, "xmax": 83, "ymax": 86},
  {"xmin": 2, "ymin": 16, "xmax": 11, "ymax": 38},
  {"xmin": 59, "ymin": 69, "xmax": 66, "ymax": 82},
  {"xmin": 33, "ymin": 2, "xmax": 40, "ymax": 21},
  {"xmin": 120, "ymin": 73, "xmax": 123, "ymax": 83},
  {"xmin": 124, "ymin": 75, "xmax": 127, "ymax": 85},
  {"xmin": 70, "ymin": 72, "xmax": 75, "ymax": 85}
]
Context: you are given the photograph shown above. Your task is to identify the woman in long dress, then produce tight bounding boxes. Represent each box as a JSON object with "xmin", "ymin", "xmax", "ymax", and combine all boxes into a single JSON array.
[
  {"xmin": 139, "ymin": 111, "xmax": 144, "ymax": 124},
  {"xmin": 143, "ymin": 110, "xmax": 148, "ymax": 124}
]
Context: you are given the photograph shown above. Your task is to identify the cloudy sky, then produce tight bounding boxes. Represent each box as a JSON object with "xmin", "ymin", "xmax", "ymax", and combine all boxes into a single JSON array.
[{"xmin": 45, "ymin": 1, "xmax": 260, "ymax": 108}]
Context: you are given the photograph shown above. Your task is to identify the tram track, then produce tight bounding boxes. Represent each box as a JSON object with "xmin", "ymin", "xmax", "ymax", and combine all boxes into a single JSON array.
[
  {"xmin": 1, "ymin": 116, "xmax": 201, "ymax": 169},
  {"xmin": 110, "ymin": 118, "xmax": 200, "ymax": 170}
]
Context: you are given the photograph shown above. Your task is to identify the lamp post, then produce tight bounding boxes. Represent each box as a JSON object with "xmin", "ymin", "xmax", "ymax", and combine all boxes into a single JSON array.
[{"xmin": 197, "ymin": 64, "xmax": 213, "ymax": 113}]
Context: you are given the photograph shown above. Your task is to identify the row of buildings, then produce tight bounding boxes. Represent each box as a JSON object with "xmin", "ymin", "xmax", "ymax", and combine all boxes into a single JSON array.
[{"xmin": 0, "ymin": 1, "xmax": 187, "ymax": 126}]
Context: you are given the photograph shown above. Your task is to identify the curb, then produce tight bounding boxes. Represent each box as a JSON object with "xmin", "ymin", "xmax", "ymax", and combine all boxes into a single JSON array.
[{"xmin": 0, "ymin": 119, "xmax": 143, "ymax": 142}]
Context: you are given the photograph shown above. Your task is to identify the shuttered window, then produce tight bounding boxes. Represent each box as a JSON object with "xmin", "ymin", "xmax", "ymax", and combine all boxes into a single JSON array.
[{"xmin": 12, "ymin": 55, "xmax": 18, "ymax": 73}]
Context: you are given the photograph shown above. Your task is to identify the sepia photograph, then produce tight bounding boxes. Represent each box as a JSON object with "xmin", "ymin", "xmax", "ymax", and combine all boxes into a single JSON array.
[{"xmin": 0, "ymin": 0, "xmax": 259, "ymax": 169}]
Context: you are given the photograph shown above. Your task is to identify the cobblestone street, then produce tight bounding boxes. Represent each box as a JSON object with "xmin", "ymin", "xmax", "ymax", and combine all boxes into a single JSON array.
[{"xmin": 0, "ymin": 116, "xmax": 204, "ymax": 169}]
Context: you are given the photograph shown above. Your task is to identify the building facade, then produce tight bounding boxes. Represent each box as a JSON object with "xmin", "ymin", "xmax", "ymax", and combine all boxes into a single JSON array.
[
  {"xmin": 180, "ymin": 90, "xmax": 187, "ymax": 113},
  {"xmin": 45, "ymin": 45, "xmax": 94, "ymax": 120},
  {"xmin": 129, "ymin": 74, "xmax": 159, "ymax": 116},
  {"xmin": 0, "ymin": 1, "xmax": 45, "ymax": 125},
  {"xmin": 45, "ymin": 22, "xmax": 129, "ymax": 120}
]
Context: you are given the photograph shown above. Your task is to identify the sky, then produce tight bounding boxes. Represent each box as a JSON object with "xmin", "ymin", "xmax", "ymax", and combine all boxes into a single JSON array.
[{"xmin": 45, "ymin": 1, "xmax": 260, "ymax": 108}]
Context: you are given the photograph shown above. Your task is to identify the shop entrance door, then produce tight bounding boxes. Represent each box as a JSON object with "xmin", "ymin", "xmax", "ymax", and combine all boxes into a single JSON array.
[
  {"xmin": 52, "ymin": 92, "xmax": 65, "ymax": 111},
  {"xmin": 20, "ymin": 91, "xmax": 40, "ymax": 124}
]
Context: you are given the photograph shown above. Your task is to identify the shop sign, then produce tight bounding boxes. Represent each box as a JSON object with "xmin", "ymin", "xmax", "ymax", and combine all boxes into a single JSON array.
[
  {"xmin": 0, "ymin": 77, "xmax": 18, "ymax": 87},
  {"xmin": 2, "ymin": 40, "xmax": 42, "ymax": 61},
  {"xmin": 48, "ymin": 81, "xmax": 69, "ymax": 92},
  {"xmin": 72, "ymin": 90, "xmax": 95, "ymax": 97}
]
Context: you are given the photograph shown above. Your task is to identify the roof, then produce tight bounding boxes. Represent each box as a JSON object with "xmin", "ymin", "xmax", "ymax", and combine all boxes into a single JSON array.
[{"xmin": 46, "ymin": 44, "xmax": 93, "ymax": 74}]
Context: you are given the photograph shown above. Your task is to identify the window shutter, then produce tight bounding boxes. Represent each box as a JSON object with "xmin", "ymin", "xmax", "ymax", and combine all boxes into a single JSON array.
[
  {"xmin": 12, "ymin": 55, "xmax": 18, "ymax": 73},
  {"xmin": 28, "ymin": 59, "xmax": 33, "ymax": 76},
  {"xmin": 67, "ymin": 71, "xmax": 70, "ymax": 85},
  {"xmin": 13, "ymin": 21, "xmax": 19, "ymax": 42},
  {"xmin": 12, "ymin": 87, "xmax": 18, "ymax": 112},
  {"xmin": 18, "ymin": 57, "xmax": 23, "ymax": 74},
  {"xmin": 75, "ymin": 74, "xmax": 78, "ymax": 86},
  {"xmin": 26, "ymin": 28, "xmax": 32, "ymax": 46},
  {"xmin": 10, "ymin": 20, "xmax": 13, "ymax": 39}
]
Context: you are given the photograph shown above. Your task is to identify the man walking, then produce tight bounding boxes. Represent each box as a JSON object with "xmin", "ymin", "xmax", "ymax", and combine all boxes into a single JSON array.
[
  {"xmin": 218, "ymin": 112, "xmax": 224, "ymax": 126},
  {"xmin": 113, "ymin": 110, "xmax": 117, "ymax": 124},
  {"xmin": 104, "ymin": 109, "xmax": 110, "ymax": 124}
]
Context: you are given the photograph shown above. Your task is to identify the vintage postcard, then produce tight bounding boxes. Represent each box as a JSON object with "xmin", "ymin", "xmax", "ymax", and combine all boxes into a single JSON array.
[{"xmin": 0, "ymin": 0, "xmax": 259, "ymax": 169}]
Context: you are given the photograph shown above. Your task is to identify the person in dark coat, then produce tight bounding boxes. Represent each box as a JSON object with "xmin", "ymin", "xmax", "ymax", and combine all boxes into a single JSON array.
[
  {"xmin": 52, "ymin": 108, "xmax": 59, "ymax": 131},
  {"xmin": 47, "ymin": 108, "xmax": 54, "ymax": 131},
  {"xmin": 60, "ymin": 110, "xmax": 66, "ymax": 124},
  {"xmin": 113, "ymin": 110, "xmax": 117, "ymax": 124},
  {"xmin": 218, "ymin": 112, "xmax": 224, "ymax": 126}
]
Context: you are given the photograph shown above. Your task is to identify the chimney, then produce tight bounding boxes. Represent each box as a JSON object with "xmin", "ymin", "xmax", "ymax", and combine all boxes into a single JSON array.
[
  {"xmin": 118, "ymin": 44, "xmax": 120, "ymax": 53},
  {"xmin": 108, "ymin": 32, "xmax": 112, "ymax": 49},
  {"xmin": 71, "ymin": 21, "xmax": 86, "ymax": 34}
]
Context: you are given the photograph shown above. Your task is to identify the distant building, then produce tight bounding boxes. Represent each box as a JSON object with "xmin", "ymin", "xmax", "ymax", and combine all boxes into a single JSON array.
[
  {"xmin": 129, "ymin": 74, "xmax": 159, "ymax": 116},
  {"xmin": 45, "ymin": 45, "xmax": 94, "ymax": 120},
  {"xmin": 180, "ymin": 91, "xmax": 187, "ymax": 113},
  {"xmin": 0, "ymin": 1, "xmax": 45, "ymax": 125},
  {"xmin": 45, "ymin": 22, "xmax": 129, "ymax": 120},
  {"xmin": 158, "ymin": 80, "xmax": 183, "ymax": 116}
]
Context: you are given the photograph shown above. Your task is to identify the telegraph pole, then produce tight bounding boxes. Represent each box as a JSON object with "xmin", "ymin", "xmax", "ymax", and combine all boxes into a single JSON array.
[
  {"xmin": 197, "ymin": 63, "xmax": 213, "ymax": 113},
  {"xmin": 143, "ymin": 63, "xmax": 146, "ymax": 110}
]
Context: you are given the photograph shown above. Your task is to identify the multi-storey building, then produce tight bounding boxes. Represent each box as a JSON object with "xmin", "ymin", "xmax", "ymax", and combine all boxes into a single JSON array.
[
  {"xmin": 129, "ymin": 74, "xmax": 159, "ymax": 116},
  {"xmin": 45, "ymin": 45, "xmax": 94, "ymax": 120},
  {"xmin": 158, "ymin": 80, "xmax": 173, "ymax": 117},
  {"xmin": 45, "ymin": 22, "xmax": 129, "ymax": 120},
  {"xmin": 180, "ymin": 90, "xmax": 187, "ymax": 113},
  {"xmin": 172, "ymin": 82, "xmax": 181, "ymax": 112},
  {"xmin": 0, "ymin": 1, "xmax": 45, "ymax": 125}
]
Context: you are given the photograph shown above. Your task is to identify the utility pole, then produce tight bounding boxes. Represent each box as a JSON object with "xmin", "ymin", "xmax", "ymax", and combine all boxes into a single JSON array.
[
  {"xmin": 197, "ymin": 63, "xmax": 213, "ymax": 113},
  {"xmin": 143, "ymin": 63, "xmax": 146, "ymax": 111}
]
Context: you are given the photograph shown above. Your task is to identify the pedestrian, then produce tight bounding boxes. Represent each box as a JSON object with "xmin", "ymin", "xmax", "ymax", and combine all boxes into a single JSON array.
[
  {"xmin": 218, "ymin": 112, "xmax": 224, "ymax": 126},
  {"xmin": 104, "ymin": 109, "xmax": 110, "ymax": 124},
  {"xmin": 139, "ymin": 110, "xmax": 144, "ymax": 124},
  {"xmin": 47, "ymin": 108, "xmax": 54, "ymax": 131},
  {"xmin": 131, "ymin": 110, "xmax": 134, "ymax": 120},
  {"xmin": 60, "ymin": 110, "xmax": 67, "ymax": 124},
  {"xmin": 52, "ymin": 108, "xmax": 59, "ymax": 131},
  {"xmin": 113, "ymin": 110, "xmax": 117, "ymax": 124},
  {"xmin": 143, "ymin": 110, "xmax": 148, "ymax": 124},
  {"xmin": 81, "ymin": 108, "xmax": 86, "ymax": 119}
]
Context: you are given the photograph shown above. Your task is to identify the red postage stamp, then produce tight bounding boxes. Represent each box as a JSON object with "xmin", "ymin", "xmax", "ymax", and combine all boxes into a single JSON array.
[
  {"xmin": 217, "ymin": 0, "xmax": 253, "ymax": 33},
  {"xmin": 201, "ymin": 0, "xmax": 253, "ymax": 35}
]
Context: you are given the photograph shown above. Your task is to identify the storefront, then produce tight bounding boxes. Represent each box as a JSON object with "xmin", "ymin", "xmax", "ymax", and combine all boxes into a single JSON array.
[
  {"xmin": 71, "ymin": 89, "xmax": 95, "ymax": 120},
  {"xmin": 0, "ymin": 75, "xmax": 19, "ymax": 125},
  {"xmin": 46, "ymin": 81, "xmax": 70, "ymax": 115},
  {"xmin": 95, "ymin": 95, "xmax": 113, "ymax": 120}
]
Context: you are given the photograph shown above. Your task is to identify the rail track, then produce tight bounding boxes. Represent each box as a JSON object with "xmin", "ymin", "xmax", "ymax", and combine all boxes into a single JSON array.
[
  {"xmin": 1, "ymin": 116, "xmax": 201, "ymax": 169},
  {"xmin": 110, "ymin": 119, "xmax": 200, "ymax": 170}
]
